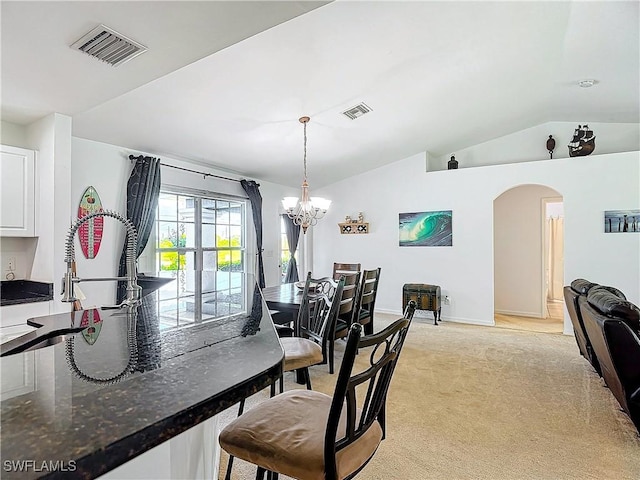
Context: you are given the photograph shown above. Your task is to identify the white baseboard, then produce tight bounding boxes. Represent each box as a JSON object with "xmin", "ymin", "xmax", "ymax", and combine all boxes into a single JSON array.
[
  {"xmin": 444, "ymin": 316, "xmax": 494, "ymax": 327},
  {"xmin": 495, "ymin": 309, "xmax": 542, "ymax": 318},
  {"xmin": 376, "ymin": 308, "xmax": 494, "ymax": 327}
]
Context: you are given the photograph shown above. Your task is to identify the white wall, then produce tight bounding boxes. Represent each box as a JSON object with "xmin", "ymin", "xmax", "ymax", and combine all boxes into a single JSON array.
[
  {"xmin": 312, "ymin": 150, "xmax": 640, "ymax": 335},
  {"xmin": 429, "ymin": 121, "xmax": 640, "ymax": 170},
  {"xmin": 0, "ymin": 116, "xmax": 72, "ymax": 314},
  {"xmin": 0, "ymin": 121, "xmax": 28, "ymax": 147},
  {"xmin": 494, "ymin": 184, "xmax": 560, "ymax": 317},
  {"xmin": 70, "ymin": 137, "xmax": 292, "ymax": 307}
]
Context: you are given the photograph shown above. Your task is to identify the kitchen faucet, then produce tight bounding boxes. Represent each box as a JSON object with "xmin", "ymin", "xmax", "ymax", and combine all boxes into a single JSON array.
[{"xmin": 61, "ymin": 210, "xmax": 142, "ymax": 309}]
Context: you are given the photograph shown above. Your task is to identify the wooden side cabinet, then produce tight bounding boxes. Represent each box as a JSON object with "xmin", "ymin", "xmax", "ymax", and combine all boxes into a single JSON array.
[{"xmin": 0, "ymin": 145, "xmax": 36, "ymax": 237}]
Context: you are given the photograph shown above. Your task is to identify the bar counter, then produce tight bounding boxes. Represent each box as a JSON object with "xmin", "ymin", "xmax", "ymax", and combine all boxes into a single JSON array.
[{"xmin": 0, "ymin": 280, "xmax": 283, "ymax": 479}]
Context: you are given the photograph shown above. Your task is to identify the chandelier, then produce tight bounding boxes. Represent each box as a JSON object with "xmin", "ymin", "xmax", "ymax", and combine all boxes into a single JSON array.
[{"xmin": 282, "ymin": 116, "xmax": 331, "ymax": 233}]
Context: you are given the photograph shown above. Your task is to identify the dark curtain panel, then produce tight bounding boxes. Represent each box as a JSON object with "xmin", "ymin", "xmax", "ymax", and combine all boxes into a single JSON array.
[
  {"xmin": 241, "ymin": 285, "xmax": 264, "ymax": 337},
  {"xmin": 240, "ymin": 179, "xmax": 265, "ymax": 288},
  {"xmin": 282, "ymin": 214, "xmax": 300, "ymax": 283},
  {"xmin": 116, "ymin": 156, "xmax": 161, "ymax": 303}
]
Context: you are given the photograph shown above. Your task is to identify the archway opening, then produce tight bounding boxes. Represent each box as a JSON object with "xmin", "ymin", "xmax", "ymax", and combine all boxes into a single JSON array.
[{"xmin": 493, "ymin": 184, "xmax": 564, "ymax": 333}]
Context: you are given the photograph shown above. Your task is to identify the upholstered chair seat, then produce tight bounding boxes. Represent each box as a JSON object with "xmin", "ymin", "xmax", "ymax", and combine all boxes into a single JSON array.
[
  {"xmin": 281, "ymin": 337, "xmax": 324, "ymax": 371},
  {"xmin": 219, "ymin": 389, "xmax": 383, "ymax": 480},
  {"xmin": 220, "ymin": 302, "xmax": 418, "ymax": 480}
]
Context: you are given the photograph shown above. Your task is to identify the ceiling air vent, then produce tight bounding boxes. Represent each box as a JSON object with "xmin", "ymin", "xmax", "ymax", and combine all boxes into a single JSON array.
[
  {"xmin": 70, "ymin": 24, "xmax": 147, "ymax": 67},
  {"xmin": 342, "ymin": 103, "xmax": 372, "ymax": 120}
]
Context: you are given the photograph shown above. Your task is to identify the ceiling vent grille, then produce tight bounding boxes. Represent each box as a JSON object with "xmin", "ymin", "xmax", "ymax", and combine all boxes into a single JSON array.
[
  {"xmin": 342, "ymin": 103, "xmax": 372, "ymax": 120},
  {"xmin": 70, "ymin": 24, "xmax": 147, "ymax": 67}
]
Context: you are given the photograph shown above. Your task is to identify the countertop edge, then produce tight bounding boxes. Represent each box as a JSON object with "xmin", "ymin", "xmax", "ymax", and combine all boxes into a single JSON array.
[
  {"xmin": 0, "ymin": 295, "xmax": 54, "ymax": 307},
  {"xmin": 47, "ymin": 359, "xmax": 283, "ymax": 479}
]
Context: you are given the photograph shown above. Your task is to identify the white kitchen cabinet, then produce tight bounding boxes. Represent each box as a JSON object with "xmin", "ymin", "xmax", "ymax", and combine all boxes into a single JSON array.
[
  {"xmin": 0, "ymin": 301, "xmax": 50, "ymax": 328},
  {"xmin": 0, "ymin": 323, "xmax": 37, "ymax": 401},
  {"xmin": 98, "ymin": 415, "xmax": 220, "ymax": 480},
  {"xmin": 0, "ymin": 144, "xmax": 36, "ymax": 237},
  {"xmin": 0, "ymin": 303, "xmax": 46, "ymax": 401}
]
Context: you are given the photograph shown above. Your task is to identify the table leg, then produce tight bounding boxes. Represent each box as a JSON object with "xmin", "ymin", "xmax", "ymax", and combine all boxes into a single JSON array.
[{"xmin": 295, "ymin": 368, "xmax": 307, "ymax": 385}]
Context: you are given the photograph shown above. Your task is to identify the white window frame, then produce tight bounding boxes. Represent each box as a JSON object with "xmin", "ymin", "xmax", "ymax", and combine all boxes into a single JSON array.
[{"xmin": 140, "ymin": 186, "xmax": 248, "ymax": 327}]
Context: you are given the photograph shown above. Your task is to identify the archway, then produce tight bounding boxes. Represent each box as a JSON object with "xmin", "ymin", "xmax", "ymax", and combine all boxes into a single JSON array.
[{"xmin": 493, "ymin": 184, "xmax": 564, "ymax": 333}]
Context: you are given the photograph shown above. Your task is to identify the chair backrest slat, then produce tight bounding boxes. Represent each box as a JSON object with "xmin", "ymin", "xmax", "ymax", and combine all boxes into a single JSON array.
[
  {"xmin": 297, "ymin": 272, "xmax": 345, "ymax": 358},
  {"xmin": 323, "ymin": 300, "xmax": 417, "ymax": 480},
  {"xmin": 332, "ymin": 262, "xmax": 361, "ymax": 281},
  {"xmin": 337, "ymin": 272, "xmax": 361, "ymax": 323}
]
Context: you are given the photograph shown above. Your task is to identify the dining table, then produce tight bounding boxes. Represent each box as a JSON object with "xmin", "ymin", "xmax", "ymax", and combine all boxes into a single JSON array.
[
  {"xmin": 261, "ymin": 282, "xmax": 303, "ymax": 319},
  {"xmin": 260, "ymin": 282, "xmax": 308, "ymax": 385}
]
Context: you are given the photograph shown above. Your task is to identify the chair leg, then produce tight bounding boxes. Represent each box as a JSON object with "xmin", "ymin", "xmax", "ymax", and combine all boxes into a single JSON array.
[
  {"xmin": 224, "ymin": 458, "xmax": 234, "ymax": 480},
  {"xmin": 304, "ymin": 367, "xmax": 312, "ymax": 390},
  {"xmin": 329, "ymin": 341, "xmax": 335, "ymax": 374},
  {"xmin": 364, "ymin": 318, "xmax": 373, "ymax": 335},
  {"xmin": 279, "ymin": 373, "xmax": 284, "ymax": 394},
  {"xmin": 224, "ymin": 398, "xmax": 247, "ymax": 480}
]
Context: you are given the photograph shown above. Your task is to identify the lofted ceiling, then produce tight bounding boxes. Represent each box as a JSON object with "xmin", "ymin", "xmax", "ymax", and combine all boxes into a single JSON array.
[{"xmin": 1, "ymin": 1, "xmax": 638, "ymax": 188}]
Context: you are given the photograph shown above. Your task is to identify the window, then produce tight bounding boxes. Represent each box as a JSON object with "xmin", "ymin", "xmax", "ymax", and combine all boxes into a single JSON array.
[{"xmin": 149, "ymin": 191, "xmax": 246, "ymax": 329}]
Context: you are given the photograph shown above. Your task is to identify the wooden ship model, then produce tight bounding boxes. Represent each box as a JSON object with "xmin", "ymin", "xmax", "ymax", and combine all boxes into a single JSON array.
[{"xmin": 568, "ymin": 124, "xmax": 596, "ymax": 157}]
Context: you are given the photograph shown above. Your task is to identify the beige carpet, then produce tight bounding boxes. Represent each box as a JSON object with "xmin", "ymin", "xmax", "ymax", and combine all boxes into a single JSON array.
[{"xmin": 218, "ymin": 314, "xmax": 640, "ymax": 480}]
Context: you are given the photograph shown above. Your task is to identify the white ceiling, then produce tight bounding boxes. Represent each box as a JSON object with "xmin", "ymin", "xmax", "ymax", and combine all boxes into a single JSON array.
[{"xmin": 2, "ymin": 1, "xmax": 638, "ymax": 188}]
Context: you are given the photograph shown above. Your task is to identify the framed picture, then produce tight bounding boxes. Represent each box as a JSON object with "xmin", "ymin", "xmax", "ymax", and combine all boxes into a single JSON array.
[
  {"xmin": 604, "ymin": 209, "xmax": 640, "ymax": 233},
  {"xmin": 399, "ymin": 210, "xmax": 452, "ymax": 246}
]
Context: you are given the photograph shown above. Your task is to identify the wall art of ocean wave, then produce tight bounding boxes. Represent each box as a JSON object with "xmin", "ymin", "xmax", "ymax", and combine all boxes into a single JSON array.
[{"xmin": 399, "ymin": 210, "xmax": 453, "ymax": 246}]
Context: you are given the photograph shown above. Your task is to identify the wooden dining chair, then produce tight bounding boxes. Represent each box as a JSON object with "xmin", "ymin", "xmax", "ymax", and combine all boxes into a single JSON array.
[
  {"xmin": 219, "ymin": 301, "xmax": 418, "ymax": 480},
  {"xmin": 332, "ymin": 262, "xmax": 361, "ymax": 280},
  {"xmin": 279, "ymin": 272, "xmax": 345, "ymax": 388},
  {"xmin": 332, "ymin": 271, "xmax": 361, "ymax": 371},
  {"xmin": 356, "ymin": 268, "xmax": 381, "ymax": 335},
  {"xmin": 224, "ymin": 275, "xmax": 345, "ymax": 480}
]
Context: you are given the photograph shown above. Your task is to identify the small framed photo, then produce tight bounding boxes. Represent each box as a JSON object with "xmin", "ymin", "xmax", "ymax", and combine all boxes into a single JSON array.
[{"xmin": 604, "ymin": 210, "xmax": 640, "ymax": 233}]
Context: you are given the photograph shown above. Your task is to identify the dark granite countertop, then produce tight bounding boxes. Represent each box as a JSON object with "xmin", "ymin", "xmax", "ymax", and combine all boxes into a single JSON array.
[
  {"xmin": 0, "ymin": 275, "xmax": 283, "ymax": 479},
  {"xmin": 0, "ymin": 280, "xmax": 54, "ymax": 306}
]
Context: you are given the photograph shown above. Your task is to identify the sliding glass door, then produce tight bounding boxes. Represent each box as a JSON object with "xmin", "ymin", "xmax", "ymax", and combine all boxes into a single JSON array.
[{"xmin": 149, "ymin": 191, "xmax": 246, "ymax": 329}]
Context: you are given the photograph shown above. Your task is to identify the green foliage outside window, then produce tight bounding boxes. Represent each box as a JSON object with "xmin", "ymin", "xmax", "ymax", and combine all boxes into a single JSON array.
[{"xmin": 159, "ymin": 227, "xmax": 242, "ymax": 272}]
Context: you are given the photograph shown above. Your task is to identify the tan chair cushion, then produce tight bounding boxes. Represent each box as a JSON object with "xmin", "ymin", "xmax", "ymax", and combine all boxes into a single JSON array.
[
  {"xmin": 219, "ymin": 390, "xmax": 383, "ymax": 480},
  {"xmin": 281, "ymin": 337, "xmax": 323, "ymax": 372}
]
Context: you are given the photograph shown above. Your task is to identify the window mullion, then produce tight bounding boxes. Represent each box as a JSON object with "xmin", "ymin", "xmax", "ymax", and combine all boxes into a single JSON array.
[{"xmin": 195, "ymin": 198, "xmax": 203, "ymax": 321}]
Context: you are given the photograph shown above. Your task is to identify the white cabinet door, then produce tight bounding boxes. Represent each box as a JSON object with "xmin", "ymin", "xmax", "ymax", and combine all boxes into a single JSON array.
[
  {"xmin": 0, "ymin": 301, "xmax": 50, "ymax": 328},
  {"xmin": 98, "ymin": 415, "xmax": 220, "ymax": 480},
  {"xmin": 0, "ymin": 324, "xmax": 37, "ymax": 401},
  {"xmin": 0, "ymin": 145, "xmax": 36, "ymax": 237}
]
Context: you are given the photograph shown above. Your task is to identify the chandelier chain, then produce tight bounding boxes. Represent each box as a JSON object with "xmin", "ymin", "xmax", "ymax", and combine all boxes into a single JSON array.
[
  {"xmin": 281, "ymin": 115, "xmax": 330, "ymax": 234},
  {"xmin": 302, "ymin": 119, "xmax": 308, "ymax": 181}
]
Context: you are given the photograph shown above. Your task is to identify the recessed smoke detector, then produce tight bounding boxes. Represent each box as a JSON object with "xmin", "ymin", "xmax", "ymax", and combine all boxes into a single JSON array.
[
  {"xmin": 342, "ymin": 103, "xmax": 372, "ymax": 120},
  {"xmin": 71, "ymin": 24, "xmax": 147, "ymax": 67},
  {"xmin": 578, "ymin": 79, "xmax": 598, "ymax": 88}
]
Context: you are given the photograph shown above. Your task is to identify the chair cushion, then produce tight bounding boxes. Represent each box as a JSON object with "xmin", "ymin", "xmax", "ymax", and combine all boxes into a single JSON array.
[
  {"xmin": 598, "ymin": 285, "xmax": 627, "ymax": 300},
  {"xmin": 219, "ymin": 390, "xmax": 383, "ymax": 480},
  {"xmin": 358, "ymin": 309, "xmax": 371, "ymax": 324},
  {"xmin": 587, "ymin": 287, "xmax": 640, "ymax": 332},
  {"xmin": 570, "ymin": 278, "xmax": 596, "ymax": 295},
  {"xmin": 281, "ymin": 337, "xmax": 323, "ymax": 372},
  {"xmin": 335, "ymin": 319, "xmax": 349, "ymax": 334}
]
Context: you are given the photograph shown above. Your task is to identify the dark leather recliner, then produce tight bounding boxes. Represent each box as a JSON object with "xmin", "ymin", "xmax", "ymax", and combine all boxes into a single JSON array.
[
  {"xmin": 563, "ymin": 279, "xmax": 600, "ymax": 374},
  {"xmin": 579, "ymin": 286, "xmax": 640, "ymax": 433}
]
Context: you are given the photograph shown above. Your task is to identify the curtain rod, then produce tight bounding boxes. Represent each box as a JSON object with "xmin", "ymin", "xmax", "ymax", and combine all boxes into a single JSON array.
[{"xmin": 128, "ymin": 154, "xmax": 242, "ymax": 183}]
